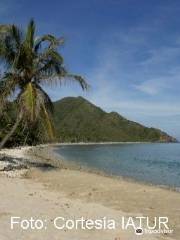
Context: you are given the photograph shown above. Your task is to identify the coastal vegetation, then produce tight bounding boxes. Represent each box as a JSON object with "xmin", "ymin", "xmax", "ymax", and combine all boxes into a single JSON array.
[
  {"xmin": 53, "ymin": 97, "xmax": 176, "ymax": 143},
  {"xmin": 0, "ymin": 96, "xmax": 176, "ymax": 147},
  {"xmin": 0, "ymin": 20, "xmax": 88, "ymax": 148}
]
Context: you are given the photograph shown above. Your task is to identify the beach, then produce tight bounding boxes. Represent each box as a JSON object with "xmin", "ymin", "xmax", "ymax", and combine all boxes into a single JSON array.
[{"xmin": 0, "ymin": 145, "xmax": 179, "ymax": 240}]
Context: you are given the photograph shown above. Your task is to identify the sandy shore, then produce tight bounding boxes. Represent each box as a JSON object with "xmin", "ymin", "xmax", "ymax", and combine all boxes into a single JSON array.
[{"xmin": 0, "ymin": 145, "xmax": 179, "ymax": 240}]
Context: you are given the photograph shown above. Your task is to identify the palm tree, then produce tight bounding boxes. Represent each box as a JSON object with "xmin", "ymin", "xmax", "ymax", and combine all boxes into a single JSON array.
[{"xmin": 0, "ymin": 19, "xmax": 88, "ymax": 149}]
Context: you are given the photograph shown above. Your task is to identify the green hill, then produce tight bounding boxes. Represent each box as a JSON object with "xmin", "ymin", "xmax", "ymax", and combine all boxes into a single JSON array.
[{"xmin": 53, "ymin": 96, "xmax": 177, "ymax": 143}]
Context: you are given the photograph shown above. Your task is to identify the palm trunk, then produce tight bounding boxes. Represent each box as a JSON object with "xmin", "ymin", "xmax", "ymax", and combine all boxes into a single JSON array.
[{"xmin": 0, "ymin": 112, "xmax": 22, "ymax": 150}]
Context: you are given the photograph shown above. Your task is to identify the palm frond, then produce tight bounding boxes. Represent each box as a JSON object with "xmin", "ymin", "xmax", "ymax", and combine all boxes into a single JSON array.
[
  {"xmin": 11, "ymin": 25, "xmax": 22, "ymax": 49},
  {"xmin": 25, "ymin": 19, "xmax": 35, "ymax": 48},
  {"xmin": 39, "ymin": 105, "xmax": 55, "ymax": 140},
  {"xmin": 0, "ymin": 35, "xmax": 16, "ymax": 67},
  {"xmin": 0, "ymin": 25, "xmax": 22, "ymax": 68},
  {"xmin": 66, "ymin": 74, "xmax": 90, "ymax": 90},
  {"xmin": 37, "ymin": 50, "xmax": 64, "ymax": 79},
  {"xmin": 0, "ymin": 73, "xmax": 19, "ymax": 106},
  {"xmin": 0, "ymin": 25, "xmax": 11, "ymax": 33},
  {"xmin": 38, "ymin": 65, "xmax": 89, "ymax": 90},
  {"xmin": 42, "ymin": 48, "xmax": 64, "ymax": 63},
  {"xmin": 34, "ymin": 35, "xmax": 64, "ymax": 53},
  {"xmin": 32, "ymin": 84, "xmax": 55, "ymax": 140},
  {"xmin": 0, "ymin": 25, "xmax": 11, "ymax": 41},
  {"xmin": 17, "ymin": 82, "xmax": 37, "ymax": 122},
  {"xmin": 35, "ymin": 83, "xmax": 54, "ymax": 114},
  {"xmin": 17, "ymin": 82, "xmax": 55, "ymax": 140}
]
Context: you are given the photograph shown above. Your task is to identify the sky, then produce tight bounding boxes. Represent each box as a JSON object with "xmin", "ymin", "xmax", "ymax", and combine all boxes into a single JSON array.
[{"xmin": 1, "ymin": 0, "xmax": 180, "ymax": 140}]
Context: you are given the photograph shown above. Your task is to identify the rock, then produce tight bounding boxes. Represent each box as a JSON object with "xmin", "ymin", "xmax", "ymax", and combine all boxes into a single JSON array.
[{"xmin": 0, "ymin": 155, "xmax": 29, "ymax": 178}]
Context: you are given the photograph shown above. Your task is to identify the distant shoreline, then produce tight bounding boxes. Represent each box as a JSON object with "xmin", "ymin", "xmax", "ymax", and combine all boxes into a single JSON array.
[{"xmin": 47, "ymin": 141, "xmax": 179, "ymax": 146}]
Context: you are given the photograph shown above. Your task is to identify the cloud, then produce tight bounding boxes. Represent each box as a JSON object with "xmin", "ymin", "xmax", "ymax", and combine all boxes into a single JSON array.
[
  {"xmin": 133, "ymin": 81, "xmax": 161, "ymax": 95},
  {"xmin": 109, "ymin": 100, "xmax": 180, "ymax": 116},
  {"xmin": 133, "ymin": 76, "xmax": 174, "ymax": 95},
  {"xmin": 133, "ymin": 66, "xmax": 180, "ymax": 96},
  {"xmin": 81, "ymin": 29, "xmax": 180, "ymax": 131},
  {"xmin": 139, "ymin": 46, "xmax": 180, "ymax": 68}
]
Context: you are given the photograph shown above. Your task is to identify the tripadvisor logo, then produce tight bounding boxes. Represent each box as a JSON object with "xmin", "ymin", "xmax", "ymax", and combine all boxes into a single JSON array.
[{"xmin": 121, "ymin": 216, "xmax": 173, "ymax": 235}]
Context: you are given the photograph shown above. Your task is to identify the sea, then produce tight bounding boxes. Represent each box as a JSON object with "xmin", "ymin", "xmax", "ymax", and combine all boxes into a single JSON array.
[{"xmin": 53, "ymin": 143, "xmax": 180, "ymax": 190}]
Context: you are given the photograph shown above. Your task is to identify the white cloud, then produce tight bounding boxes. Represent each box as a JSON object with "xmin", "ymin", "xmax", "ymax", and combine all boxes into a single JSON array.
[
  {"xmin": 110, "ymin": 101, "xmax": 180, "ymax": 116},
  {"xmin": 139, "ymin": 46, "xmax": 180, "ymax": 67},
  {"xmin": 84, "ymin": 30, "xmax": 180, "ymax": 115},
  {"xmin": 133, "ymin": 81, "xmax": 160, "ymax": 95}
]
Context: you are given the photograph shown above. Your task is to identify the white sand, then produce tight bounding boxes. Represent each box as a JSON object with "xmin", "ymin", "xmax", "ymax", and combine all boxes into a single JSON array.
[{"xmin": 0, "ymin": 146, "xmax": 179, "ymax": 240}]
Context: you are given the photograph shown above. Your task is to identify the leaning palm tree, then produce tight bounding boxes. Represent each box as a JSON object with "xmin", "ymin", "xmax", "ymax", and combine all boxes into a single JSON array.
[{"xmin": 0, "ymin": 20, "xmax": 88, "ymax": 149}]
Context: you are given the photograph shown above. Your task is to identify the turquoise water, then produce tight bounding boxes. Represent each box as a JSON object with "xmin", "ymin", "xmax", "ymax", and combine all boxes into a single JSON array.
[{"xmin": 54, "ymin": 143, "xmax": 180, "ymax": 189}]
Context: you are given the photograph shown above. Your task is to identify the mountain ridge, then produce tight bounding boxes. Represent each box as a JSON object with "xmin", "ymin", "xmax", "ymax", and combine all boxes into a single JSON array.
[{"xmin": 53, "ymin": 96, "xmax": 177, "ymax": 143}]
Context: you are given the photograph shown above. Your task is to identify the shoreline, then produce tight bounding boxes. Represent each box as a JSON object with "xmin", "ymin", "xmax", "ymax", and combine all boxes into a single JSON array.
[
  {"xmin": 0, "ymin": 145, "xmax": 180, "ymax": 239},
  {"xmin": 43, "ymin": 141, "xmax": 179, "ymax": 145},
  {"xmin": 39, "ymin": 144, "xmax": 180, "ymax": 193},
  {"xmin": 1, "ymin": 143, "xmax": 180, "ymax": 192}
]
